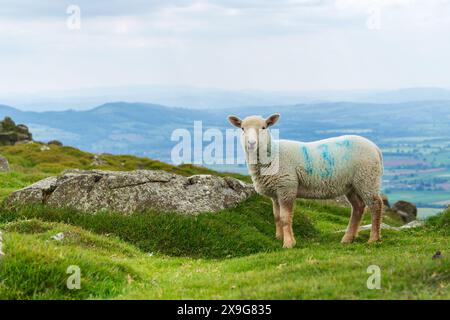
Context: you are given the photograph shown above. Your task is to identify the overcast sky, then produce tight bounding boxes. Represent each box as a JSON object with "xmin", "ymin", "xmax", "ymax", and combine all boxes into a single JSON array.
[{"xmin": 1, "ymin": 0, "xmax": 450, "ymax": 95}]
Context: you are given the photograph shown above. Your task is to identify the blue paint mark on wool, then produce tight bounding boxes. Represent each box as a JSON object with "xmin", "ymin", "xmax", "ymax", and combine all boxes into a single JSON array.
[
  {"xmin": 335, "ymin": 139, "xmax": 352, "ymax": 148},
  {"xmin": 301, "ymin": 146, "xmax": 314, "ymax": 175},
  {"xmin": 318, "ymin": 144, "xmax": 335, "ymax": 178},
  {"xmin": 335, "ymin": 139, "xmax": 353, "ymax": 161}
]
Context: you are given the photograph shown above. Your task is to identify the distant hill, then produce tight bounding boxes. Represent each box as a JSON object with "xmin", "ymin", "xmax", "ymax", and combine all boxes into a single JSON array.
[
  {"xmin": 1, "ymin": 100, "xmax": 450, "ymax": 162},
  {"xmin": 357, "ymin": 87, "xmax": 450, "ymax": 104},
  {"xmin": 2, "ymin": 86, "xmax": 450, "ymax": 111},
  {"xmin": 0, "ymin": 102, "xmax": 218, "ymax": 160}
]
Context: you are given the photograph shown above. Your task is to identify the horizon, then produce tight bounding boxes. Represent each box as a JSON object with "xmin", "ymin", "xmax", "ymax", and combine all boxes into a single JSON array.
[{"xmin": 2, "ymin": 85, "xmax": 450, "ymax": 112}]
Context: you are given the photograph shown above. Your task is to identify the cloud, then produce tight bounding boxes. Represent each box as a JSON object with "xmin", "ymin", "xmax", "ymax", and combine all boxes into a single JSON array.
[{"xmin": 1, "ymin": 0, "xmax": 450, "ymax": 96}]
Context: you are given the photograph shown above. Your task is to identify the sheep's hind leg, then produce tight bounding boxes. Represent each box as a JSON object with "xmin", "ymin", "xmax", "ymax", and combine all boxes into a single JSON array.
[
  {"xmin": 368, "ymin": 195, "xmax": 383, "ymax": 243},
  {"xmin": 271, "ymin": 198, "xmax": 283, "ymax": 240},
  {"xmin": 279, "ymin": 198, "xmax": 296, "ymax": 249},
  {"xmin": 341, "ymin": 191, "xmax": 365, "ymax": 244}
]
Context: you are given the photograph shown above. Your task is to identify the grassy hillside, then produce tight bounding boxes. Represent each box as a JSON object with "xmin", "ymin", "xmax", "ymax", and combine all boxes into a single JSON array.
[{"xmin": 0, "ymin": 143, "xmax": 449, "ymax": 299}]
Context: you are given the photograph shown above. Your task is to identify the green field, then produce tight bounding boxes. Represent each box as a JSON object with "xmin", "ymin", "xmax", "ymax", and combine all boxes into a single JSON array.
[
  {"xmin": 0, "ymin": 143, "xmax": 449, "ymax": 299},
  {"xmin": 386, "ymin": 190, "xmax": 450, "ymax": 215},
  {"xmin": 417, "ymin": 208, "xmax": 445, "ymax": 218}
]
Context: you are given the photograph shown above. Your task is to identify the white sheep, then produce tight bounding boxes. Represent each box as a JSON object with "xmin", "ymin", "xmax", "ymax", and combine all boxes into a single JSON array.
[{"xmin": 228, "ymin": 113, "xmax": 384, "ymax": 248}]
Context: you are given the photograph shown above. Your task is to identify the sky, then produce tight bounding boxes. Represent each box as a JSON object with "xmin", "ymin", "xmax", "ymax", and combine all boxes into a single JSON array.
[{"xmin": 1, "ymin": 0, "xmax": 450, "ymax": 95}]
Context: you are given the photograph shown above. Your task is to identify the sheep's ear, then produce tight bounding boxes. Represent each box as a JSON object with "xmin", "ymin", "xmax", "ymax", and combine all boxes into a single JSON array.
[
  {"xmin": 228, "ymin": 115, "xmax": 242, "ymax": 128},
  {"xmin": 265, "ymin": 113, "xmax": 280, "ymax": 127}
]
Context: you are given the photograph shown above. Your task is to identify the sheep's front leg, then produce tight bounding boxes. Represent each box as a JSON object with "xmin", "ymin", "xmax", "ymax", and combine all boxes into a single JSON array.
[
  {"xmin": 279, "ymin": 198, "xmax": 296, "ymax": 249},
  {"xmin": 271, "ymin": 198, "xmax": 283, "ymax": 240}
]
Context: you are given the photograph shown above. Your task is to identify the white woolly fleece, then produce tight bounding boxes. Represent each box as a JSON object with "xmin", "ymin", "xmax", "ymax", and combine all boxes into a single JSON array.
[{"xmin": 247, "ymin": 135, "xmax": 383, "ymax": 205}]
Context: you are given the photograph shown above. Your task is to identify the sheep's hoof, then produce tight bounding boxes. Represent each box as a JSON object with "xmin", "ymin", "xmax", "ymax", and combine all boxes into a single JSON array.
[
  {"xmin": 341, "ymin": 234, "xmax": 355, "ymax": 244},
  {"xmin": 368, "ymin": 236, "xmax": 381, "ymax": 244},
  {"xmin": 283, "ymin": 239, "xmax": 296, "ymax": 249}
]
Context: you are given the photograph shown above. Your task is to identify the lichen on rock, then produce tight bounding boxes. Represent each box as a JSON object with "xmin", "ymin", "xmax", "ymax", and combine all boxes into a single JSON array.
[{"xmin": 7, "ymin": 169, "xmax": 255, "ymax": 215}]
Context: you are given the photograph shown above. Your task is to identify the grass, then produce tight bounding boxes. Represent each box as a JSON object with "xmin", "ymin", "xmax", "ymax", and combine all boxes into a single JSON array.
[
  {"xmin": 0, "ymin": 196, "xmax": 319, "ymax": 259},
  {"xmin": 0, "ymin": 203, "xmax": 448, "ymax": 299},
  {"xmin": 0, "ymin": 143, "xmax": 449, "ymax": 299}
]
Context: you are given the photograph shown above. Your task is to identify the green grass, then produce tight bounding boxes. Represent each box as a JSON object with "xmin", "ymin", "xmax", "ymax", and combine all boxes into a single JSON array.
[
  {"xmin": 0, "ymin": 196, "xmax": 319, "ymax": 259},
  {"xmin": 0, "ymin": 202, "xmax": 448, "ymax": 299},
  {"xmin": 0, "ymin": 143, "xmax": 449, "ymax": 299}
]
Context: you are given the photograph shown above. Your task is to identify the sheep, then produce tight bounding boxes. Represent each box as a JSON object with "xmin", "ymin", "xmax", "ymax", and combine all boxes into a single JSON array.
[{"xmin": 228, "ymin": 113, "xmax": 384, "ymax": 248}]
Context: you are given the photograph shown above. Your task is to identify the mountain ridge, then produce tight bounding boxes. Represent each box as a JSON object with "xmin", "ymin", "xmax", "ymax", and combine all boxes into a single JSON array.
[
  {"xmin": 1, "ymin": 100, "xmax": 450, "ymax": 161},
  {"xmin": 2, "ymin": 86, "xmax": 450, "ymax": 111}
]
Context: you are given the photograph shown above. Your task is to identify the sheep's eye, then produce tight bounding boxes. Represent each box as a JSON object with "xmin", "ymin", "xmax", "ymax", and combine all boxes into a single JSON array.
[
  {"xmin": 262, "ymin": 126, "xmax": 267, "ymax": 130},
  {"xmin": 241, "ymin": 127, "xmax": 245, "ymax": 131}
]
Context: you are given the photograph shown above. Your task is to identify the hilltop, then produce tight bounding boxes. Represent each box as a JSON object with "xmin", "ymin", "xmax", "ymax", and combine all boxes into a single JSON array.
[
  {"xmin": 0, "ymin": 117, "xmax": 32, "ymax": 146},
  {"xmin": 0, "ymin": 142, "xmax": 448, "ymax": 299}
]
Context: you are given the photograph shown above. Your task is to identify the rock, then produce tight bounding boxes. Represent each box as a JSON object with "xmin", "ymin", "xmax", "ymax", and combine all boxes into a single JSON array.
[
  {"xmin": 391, "ymin": 201, "xmax": 417, "ymax": 223},
  {"xmin": 357, "ymin": 223, "xmax": 399, "ymax": 231},
  {"xmin": 91, "ymin": 155, "xmax": 107, "ymax": 166},
  {"xmin": 432, "ymin": 251, "xmax": 442, "ymax": 260},
  {"xmin": 0, "ymin": 132, "xmax": 19, "ymax": 145},
  {"xmin": 51, "ymin": 232, "xmax": 65, "ymax": 241},
  {"xmin": 47, "ymin": 140, "xmax": 63, "ymax": 146},
  {"xmin": 399, "ymin": 220, "xmax": 424, "ymax": 229},
  {"xmin": 0, "ymin": 117, "xmax": 33, "ymax": 145},
  {"xmin": 0, "ymin": 155, "xmax": 10, "ymax": 172},
  {"xmin": 336, "ymin": 220, "xmax": 424, "ymax": 233},
  {"xmin": 16, "ymin": 124, "xmax": 29, "ymax": 134},
  {"xmin": 7, "ymin": 170, "xmax": 255, "ymax": 215},
  {"xmin": 14, "ymin": 140, "xmax": 33, "ymax": 146}
]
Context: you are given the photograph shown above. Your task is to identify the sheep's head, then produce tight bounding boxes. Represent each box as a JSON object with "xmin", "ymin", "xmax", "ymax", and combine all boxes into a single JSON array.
[{"xmin": 227, "ymin": 114, "xmax": 280, "ymax": 155}]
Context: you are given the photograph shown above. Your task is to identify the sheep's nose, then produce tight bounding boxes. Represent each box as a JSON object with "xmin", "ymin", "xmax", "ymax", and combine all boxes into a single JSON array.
[{"xmin": 248, "ymin": 141, "xmax": 256, "ymax": 148}]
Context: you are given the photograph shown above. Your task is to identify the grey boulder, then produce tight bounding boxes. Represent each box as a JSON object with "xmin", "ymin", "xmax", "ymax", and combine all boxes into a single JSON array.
[
  {"xmin": 391, "ymin": 200, "xmax": 417, "ymax": 223},
  {"xmin": 7, "ymin": 169, "xmax": 255, "ymax": 215},
  {"xmin": 0, "ymin": 155, "xmax": 9, "ymax": 172}
]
